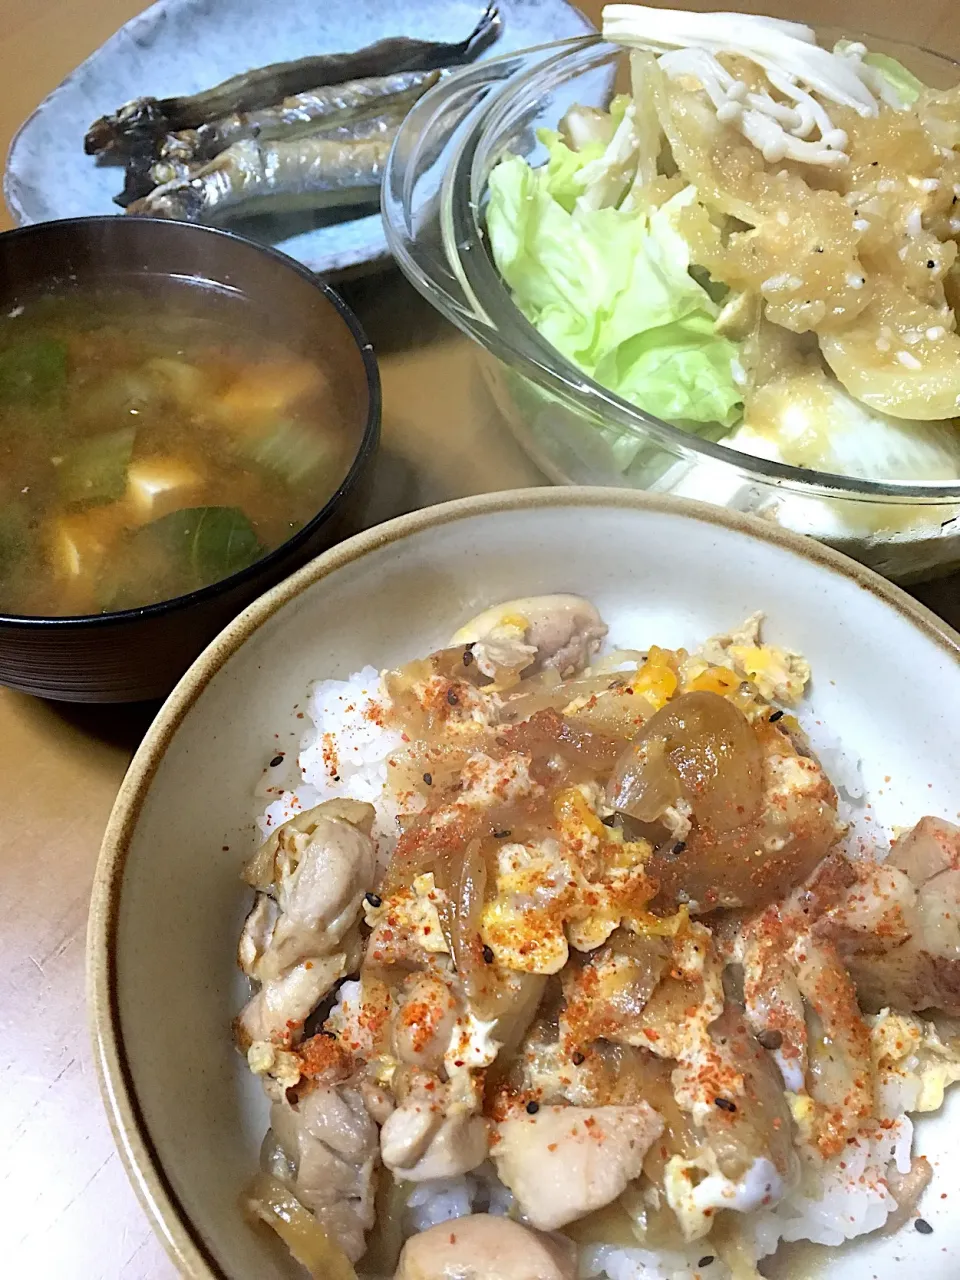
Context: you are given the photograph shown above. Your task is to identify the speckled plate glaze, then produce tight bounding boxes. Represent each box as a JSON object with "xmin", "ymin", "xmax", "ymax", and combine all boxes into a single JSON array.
[
  {"xmin": 88, "ymin": 488, "xmax": 960, "ymax": 1280},
  {"xmin": 5, "ymin": 0, "xmax": 594, "ymax": 277}
]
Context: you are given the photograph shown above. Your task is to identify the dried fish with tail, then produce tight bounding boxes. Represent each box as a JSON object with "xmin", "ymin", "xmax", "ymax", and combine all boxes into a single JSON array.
[
  {"xmin": 127, "ymin": 127, "xmax": 399, "ymax": 222},
  {"xmin": 116, "ymin": 68, "xmax": 442, "ymax": 206},
  {"xmin": 86, "ymin": 4, "xmax": 500, "ymax": 159}
]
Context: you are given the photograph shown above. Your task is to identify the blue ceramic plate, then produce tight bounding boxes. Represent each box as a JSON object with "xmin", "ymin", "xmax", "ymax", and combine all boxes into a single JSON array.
[{"xmin": 4, "ymin": 0, "xmax": 594, "ymax": 276}]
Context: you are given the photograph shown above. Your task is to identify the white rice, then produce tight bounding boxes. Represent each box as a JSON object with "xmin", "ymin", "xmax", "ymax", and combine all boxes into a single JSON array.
[
  {"xmin": 258, "ymin": 666, "xmax": 402, "ymax": 864},
  {"xmin": 256, "ymin": 671, "xmax": 925, "ymax": 1276}
]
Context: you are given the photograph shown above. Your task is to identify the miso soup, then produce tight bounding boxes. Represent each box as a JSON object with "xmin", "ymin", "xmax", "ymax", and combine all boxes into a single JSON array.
[{"xmin": 0, "ymin": 283, "xmax": 358, "ymax": 616}]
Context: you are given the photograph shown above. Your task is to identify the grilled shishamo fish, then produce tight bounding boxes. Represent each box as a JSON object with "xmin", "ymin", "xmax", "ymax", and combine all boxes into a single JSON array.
[
  {"xmin": 116, "ymin": 69, "xmax": 441, "ymax": 207},
  {"xmin": 128, "ymin": 129, "xmax": 398, "ymax": 221},
  {"xmin": 85, "ymin": 4, "xmax": 500, "ymax": 158}
]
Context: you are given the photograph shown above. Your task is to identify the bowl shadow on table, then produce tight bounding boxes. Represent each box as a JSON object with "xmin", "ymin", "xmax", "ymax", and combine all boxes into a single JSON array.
[
  {"xmin": 339, "ymin": 268, "xmax": 457, "ymax": 357},
  {"xmin": 8, "ymin": 685, "xmax": 162, "ymax": 756}
]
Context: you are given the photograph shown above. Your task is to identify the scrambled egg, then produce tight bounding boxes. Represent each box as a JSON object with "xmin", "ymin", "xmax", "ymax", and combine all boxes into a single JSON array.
[
  {"xmin": 664, "ymin": 1149, "xmax": 785, "ymax": 1241},
  {"xmin": 364, "ymin": 872, "xmax": 450, "ymax": 956},
  {"xmin": 444, "ymin": 1009, "xmax": 502, "ymax": 1075},
  {"xmin": 451, "ymin": 605, "xmax": 535, "ymax": 680},
  {"xmin": 481, "ymin": 838, "xmax": 572, "ymax": 974},
  {"xmin": 480, "ymin": 788, "xmax": 655, "ymax": 972},
  {"xmin": 694, "ymin": 612, "xmax": 811, "ymax": 705},
  {"xmin": 870, "ymin": 1009, "xmax": 960, "ymax": 1117}
]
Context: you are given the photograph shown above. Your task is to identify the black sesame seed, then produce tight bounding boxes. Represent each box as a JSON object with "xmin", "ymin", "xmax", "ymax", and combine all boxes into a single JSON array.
[
  {"xmin": 365, "ymin": 893, "xmax": 382, "ymax": 908},
  {"xmin": 526, "ymin": 1100, "xmax": 540, "ymax": 1115},
  {"xmin": 714, "ymin": 1097, "xmax": 737, "ymax": 1112},
  {"xmin": 769, "ymin": 709, "xmax": 785, "ymax": 722},
  {"xmin": 601, "ymin": 813, "xmax": 618, "ymax": 827},
  {"xmin": 447, "ymin": 688, "xmax": 459, "ymax": 706},
  {"xmin": 758, "ymin": 1028, "xmax": 783, "ymax": 1050},
  {"xmin": 269, "ymin": 754, "xmax": 284, "ymax": 767},
  {"xmin": 698, "ymin": 1258, "xmax": 715, "ymax": 1268},
  {"xmin": 915, "ymin": 1218, "xmax": 934, "ymax": 1235},
  {"xmin": 482, "ymin": 945, "xmax": 495, "ymax": 964},
  {"xmin": 463, "ymin": 649, "xmax": 475, "ymax": 667},
  {"xmin": 673, "ymin": 841, "xmax": 687, "ymax": 854},
  {"xmin": 423, "ymin": 772, "xmax": 433, "ymax": 785},
  {"xmin": 572, "ymin": 1051, "xmax": 586, "ymax": 1065}
]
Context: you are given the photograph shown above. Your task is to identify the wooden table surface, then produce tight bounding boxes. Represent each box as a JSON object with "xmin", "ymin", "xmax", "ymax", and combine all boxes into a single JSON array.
[{"xmin": 1, "ymin": 0, "xmax": 958, "ymax": 1275}]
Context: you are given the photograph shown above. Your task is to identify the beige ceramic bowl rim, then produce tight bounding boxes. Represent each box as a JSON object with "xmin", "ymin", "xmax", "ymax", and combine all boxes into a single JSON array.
[{"xmin": 87, "ymin": 485, "xmax": 960, "ymax": 1279}]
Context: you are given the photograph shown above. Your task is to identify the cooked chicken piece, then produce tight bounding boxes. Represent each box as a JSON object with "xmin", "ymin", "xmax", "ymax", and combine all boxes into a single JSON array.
[
  {"xmin": 267, "ymin": 1079, "xmax": 380, "ymax": 1264},
  {"xmin": 379, "ymin": 1070, "xmax": 489, "ymax": 1182},
  {"xmin": 243, "ymin": 801, "xmax": 377, "ymax": 980},
  {"xmin": 492, "ymin": 1103, "xmax": 663, "ymax": 1230},
  {"xmin": 237, "ymin": 954, "xmax": 347, "ymax": 1050},
  {"xmin": 394, "ymin": 1214, "xmax": 577, "ymax": 1280},
  {"xmin": 736, "ymin": 914, "xmax": 809, "ymax": 1091},
  {"xmin": 238, "ymin": 892, "xmax": 280, "ymax": 976},
  {"xmin": 451, "ymin": 594, "xmax": 607, "ymax": 681},
  {"xmin": 818, "ymin": 818, "xmax": 960, "ymax": 1014},
  {"xmin": 236, "ymin": 801, "xmax": 376, "ymax": 1064},
  {"xmin": 663, "ymin": 1003, "xmax": 799, "ymax": 1238},
  {"xmin": 561, "ymin": 932, "xmax": 670, "ymax": 1046},
  {"xmin": 790, "ymin": 933, "xmax": 875, "ymax": 1156},
  {"xmin": 392, "ymin": 973, "xmax": 460, "ymax": 1071},
  {"xmin": 614, "ymin": 923, "xmax": 726, "ymax": 1062}
]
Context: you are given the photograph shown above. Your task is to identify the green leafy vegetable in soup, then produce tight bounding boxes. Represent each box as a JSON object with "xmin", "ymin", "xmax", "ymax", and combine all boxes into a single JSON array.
[{"xmin": 0, "ymin": 287, "xmax": 353, "ymax": 615}]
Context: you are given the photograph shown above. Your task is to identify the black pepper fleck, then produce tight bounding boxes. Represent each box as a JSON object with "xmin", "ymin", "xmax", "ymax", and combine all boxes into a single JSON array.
[
  {"xmin": 673, "ymin": 841, "xmax": 687, "ymax": 854},
  {"xmin": 769, "ymin": 709, "xmax": 785, "ymax": 722},
  {"xmin": 482, "ymin": 945, "xmax": 495, "ymax": 964},
  {"xmin": 758, "ymin": 1028, "xmax": 783, "ymax": 1050},
  {"xmin": 423, "ymin": 772, "xmax": 433, "ymax": 785},
  {"xmin": 493, "ymin": 828, "xmax": 512, "ymax": 839},
  {"xmin": 447, "ymin": 688, "xmax": 459, "ymax": 706},
  {"xmin": 332, "ymin": 775, "xmax": 341, "ymax": 782},
  {"xmin": 365, "ymin": 893, "xmax": 382, "ymax": 908},
  {"xmin": 915, "ymin": 1219, "xmax": 934, "ymax": 1235},
  {"xmin": 526, "ymin": 1100, "xmax": 540, "ymax": 1115},
  {"xmin": 714, "ymin": 1097, "xmax": 737, "ymax": 1112},
  {"xmin": 928, "ymin": 260, "xmax": 936, "ymax": 268}
]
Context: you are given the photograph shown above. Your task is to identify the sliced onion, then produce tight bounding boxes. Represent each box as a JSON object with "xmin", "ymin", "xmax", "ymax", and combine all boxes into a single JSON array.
[
  {"xmin": 360, "ymin": 1172, "xmax": 409, "ymax": 1275},
  {"xmin": 243, "ymin": 1173, "xmax": 358, "ymax": 1280},
  {"xmin": 607, "ymin": 691, "xmax": 762, "ymax": 834}
]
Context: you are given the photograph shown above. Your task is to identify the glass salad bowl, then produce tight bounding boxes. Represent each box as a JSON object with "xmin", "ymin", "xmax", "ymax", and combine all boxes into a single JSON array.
[{"xmin": 382, "ymin": 31, "xmax": 960, "ymax": 584}]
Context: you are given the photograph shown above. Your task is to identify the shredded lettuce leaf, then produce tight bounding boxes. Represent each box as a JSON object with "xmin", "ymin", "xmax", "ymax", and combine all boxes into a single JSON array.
[
  {"xmin": 834, "ymin": 41, "xmax": 925, "ymax": 108},
  {"xmin": 862, "ymin": 52, "xmax": 925, "ymax": 106},
  {"xmin": 486, "ymin": 156, "xmax": 742, "ymax": 433}
]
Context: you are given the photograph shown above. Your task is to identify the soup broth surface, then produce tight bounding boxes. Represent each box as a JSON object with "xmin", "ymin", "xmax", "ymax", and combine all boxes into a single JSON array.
[{"xmin": 0, "ymin": 283, "xmax": 355, "ymax": 616}]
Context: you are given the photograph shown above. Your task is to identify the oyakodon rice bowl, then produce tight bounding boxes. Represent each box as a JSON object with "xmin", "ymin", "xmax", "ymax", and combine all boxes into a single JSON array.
[{"xmin": 235, "ymin": 593, "xmax": 960, "ymax": 1280}]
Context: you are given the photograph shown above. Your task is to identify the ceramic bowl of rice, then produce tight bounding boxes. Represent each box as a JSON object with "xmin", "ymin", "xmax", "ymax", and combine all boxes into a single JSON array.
[{"xmin": 89, "ymin": 487, "xmax": 960, "ymax": 1280}]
